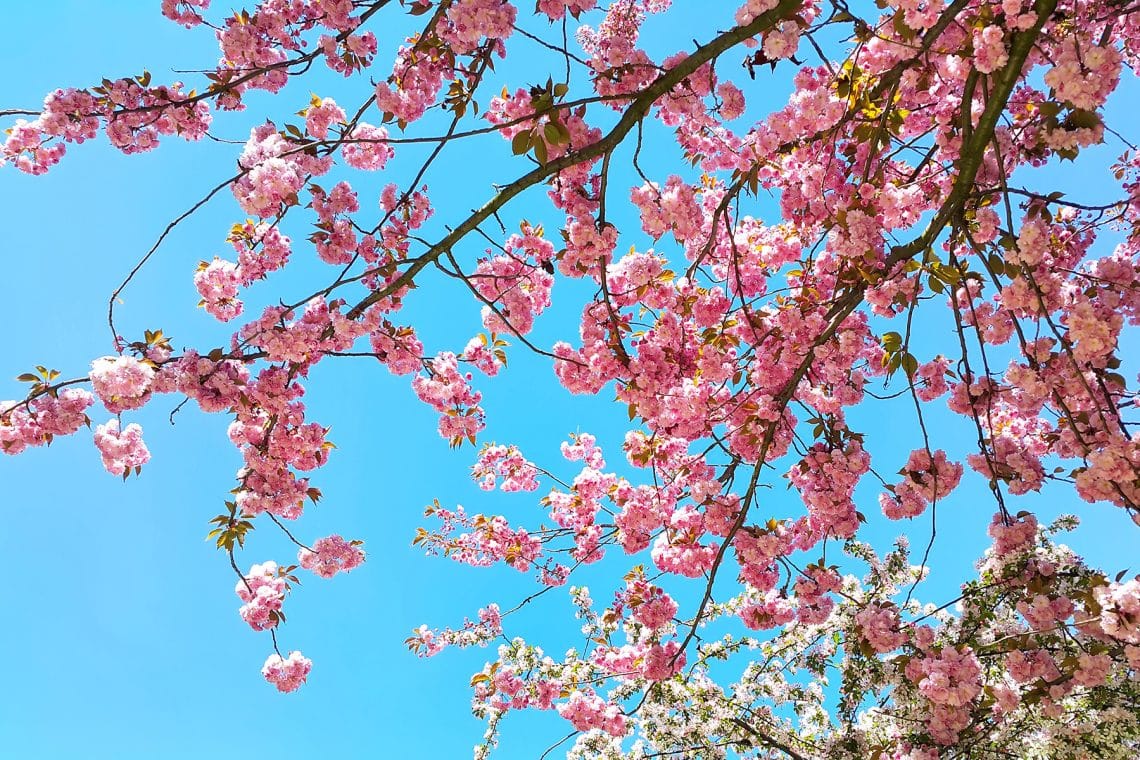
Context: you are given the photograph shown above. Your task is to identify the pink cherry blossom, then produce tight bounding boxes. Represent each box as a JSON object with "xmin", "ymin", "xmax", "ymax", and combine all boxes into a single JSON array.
[
  {"xmin": 92, "ymin": 419, "xmax": 151, "ymax": 476},
  {"xmin": 262, "ymin": 650, "xmax": 312, "ymax": 693},
  {"xmin": 298, "ymin": 535, "xmax": 365, "ymax": 579}
]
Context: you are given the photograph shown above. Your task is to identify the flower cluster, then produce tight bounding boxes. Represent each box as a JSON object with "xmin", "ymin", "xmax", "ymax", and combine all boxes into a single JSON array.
[
  {"xmin": 89, "ymin": 356, "xmax": 154, "ymax": 413},
  {"xmin": 262, "ymin": 651, "xmax": 312, "ymax": 693},
  {"xmin": 1096, "ymin": 579, "xmax": 1140, "ymax": 644},
  {"xmin": 854, "ymin": 604, "xmax": 907, "ymax": 653},
  {"xmin": 232, "ymin": 122, "xmax": 331, "ymax": 218},
  {"xmin": 411, "ymin": 352, "xmax": 486, "ymax": 445},
  {"xmin": 880, "ymin": 449, "xmax": 964, "ymax": 520},
  {"xmin": 407, "ymin": 604, "xmax": 502, "ymax": 657},
  {"xmin": 471, "ymin": 444, "xmax": 540, "ymax": 492},
  {"xmin": 297, "ymin": 535, "xmax": 366, "ymax": 579},
  {"xmin": 235, "ymin": 561, "xmax": 287, "ymax": 631},
  {"xmin": 0, "ymin": 389, "xmax": 93, "ymax": 455},
  {"xmin": 92, "ymin": 419, "xmax": 151, "ymax": 476},
  {"xmin": 556, "ymin": 690, "xmax": 626, "ymax": 736}
]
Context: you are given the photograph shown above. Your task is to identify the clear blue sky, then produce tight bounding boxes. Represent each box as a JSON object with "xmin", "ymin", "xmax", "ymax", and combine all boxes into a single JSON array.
[{"xmin": 1, "ymin": 3, "xmax": 1136, "ymax": 758}]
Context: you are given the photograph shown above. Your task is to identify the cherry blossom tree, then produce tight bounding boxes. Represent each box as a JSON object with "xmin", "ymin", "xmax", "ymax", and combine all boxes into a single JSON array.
[{"xmin": 4, "ymin": 0, "xmax": 1140, "ymax": 756}]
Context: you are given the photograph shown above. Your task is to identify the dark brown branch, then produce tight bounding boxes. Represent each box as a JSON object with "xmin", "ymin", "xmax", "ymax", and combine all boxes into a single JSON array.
[{"xmin": 345, "ymin": 0, "xmax": 803, "ymax": 319}]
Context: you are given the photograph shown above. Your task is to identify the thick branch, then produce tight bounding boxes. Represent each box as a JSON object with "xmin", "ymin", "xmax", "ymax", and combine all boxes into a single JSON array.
[{"xmin": 345, "ymin": 0, "xmax": 802, "ymax": 319}]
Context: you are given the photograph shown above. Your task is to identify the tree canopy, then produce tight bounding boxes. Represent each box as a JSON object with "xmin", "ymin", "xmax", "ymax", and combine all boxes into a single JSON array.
[{"xmin": 3, "ymin": 0, "xmax": 1140, "ymax": 757}]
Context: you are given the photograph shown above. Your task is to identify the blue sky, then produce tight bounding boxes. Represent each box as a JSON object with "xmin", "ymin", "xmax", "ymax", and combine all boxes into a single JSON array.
[{"xmin": 1, "ymin": 2, "xmax": 1137, "ymax": 758}]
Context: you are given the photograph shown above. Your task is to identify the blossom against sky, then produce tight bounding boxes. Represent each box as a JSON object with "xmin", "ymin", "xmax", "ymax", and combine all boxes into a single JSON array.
[{"xmin": 1, "ymin": 1, "xmax": 1139, "ymax": 758}]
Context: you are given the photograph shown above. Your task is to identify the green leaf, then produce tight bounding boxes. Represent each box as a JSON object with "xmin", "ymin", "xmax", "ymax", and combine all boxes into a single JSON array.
[
  {"xmin": 543, "ymin": 122, "xmax": 562, "ymax": 146},
  {"xmin": 1066, "ymin": 108, "xmax": 1101, "ymax": 130},
  {"xmin": 901, "ymin": 352, "xmax": 918, "ymax": 379}
]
